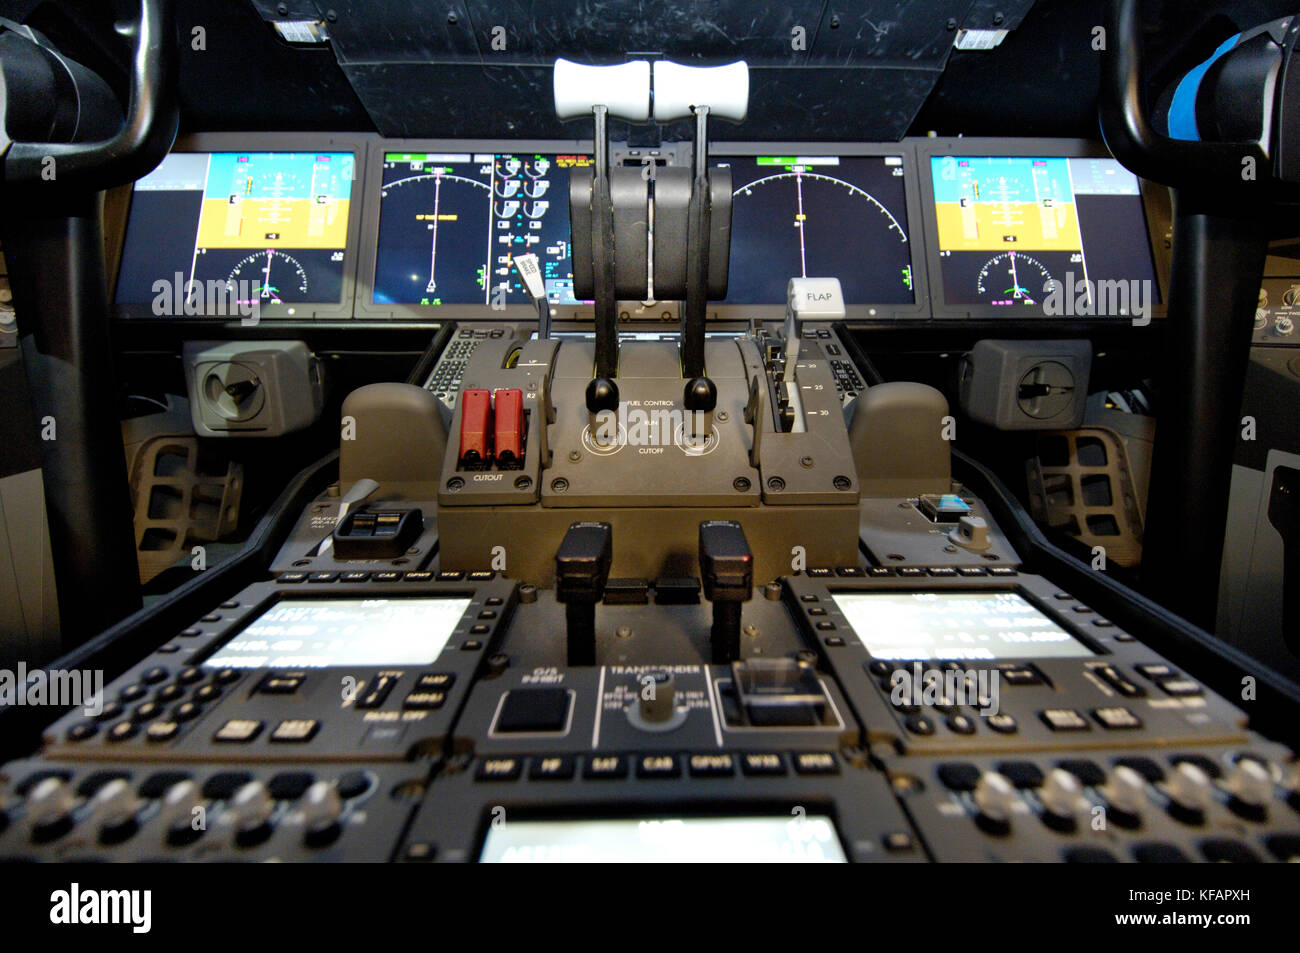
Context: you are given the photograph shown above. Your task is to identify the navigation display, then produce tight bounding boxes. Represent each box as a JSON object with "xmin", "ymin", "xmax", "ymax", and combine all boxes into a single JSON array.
[
  {"xmin": 202, "ymin": 597, "xmax": 471, "ymax": 669},
  {"xmin": 373, "ymin": 151, "xmax": 590, "ymax": 307},
  {"xmin": 715, "ymin": 155, "xmax": 914, "ymax": 305},
  {"xmin": 116, "ymin": 151, "xmax": 355, "ymax": 313},
  {"xmin": 831, "ymin": 591, "xmax": 1094, "ymax": 660},
  {"xmin": 929, "ymin": 155, "xmax": 1159, "ymax": 315},
  {"xmin": 479, "ymin": 815, "xmax": 848, "ymax": 863}
]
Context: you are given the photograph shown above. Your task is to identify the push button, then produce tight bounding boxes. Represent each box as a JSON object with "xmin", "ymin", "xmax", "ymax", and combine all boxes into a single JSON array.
[
  {"xmin": 270, "ymin": 719, "xmax": 320, "ymax": 743},
  {"xmin": 214, "ymin": 719, "xmax": 263, "ymax": 743},
  {"xmin": 688, "ymin": 754, "xmax": 735, "ymax": 777},
  {"xmin": 417, "ymin": 672, "xmax": 455, "ymax": 690},
  {"xmin": 740, "ymin": 752, "xmax": 786, "ymax": 776},
  {"xmin": 529, "ymin": 755, "xmax": 575, "ymax": 780},
  {"xmin": 277, "ymin": 572, "xmax": 307, "ymax": 583},
  {"xmin": 495, "ymin": 688, "xmax": 570, "ymax": 733},
  {"xmin": 1040, "ymin": 709, "xmax": 1090, "ymax": 732},
  {"xmin": 636, "ymin": 754, "xmax": 681, "ymax": 778},
  {"xmin": 476, "ymin": 758, "xmax": 522, "ymax": 781},
  {"xmin": 354, "ymin": 674, "xmax": 398, "ymax": 709},
  {"xmin": 1093, "ymin": 707, "xmax": 1143, "ymax": 730},
  {"xmin": 258, "ymin": 673, "xmax": 305, "ymax": 695},
  {"xmin": 584, "ymin": 755, "xmax": 628, "ymax": 779},
  {"xmin": 402, "ymin": 691, "xmax": 446, "ymax": 710},
  {"xmin": 793, "ymin": 752, "xmax": 839, "ymax": 775}
]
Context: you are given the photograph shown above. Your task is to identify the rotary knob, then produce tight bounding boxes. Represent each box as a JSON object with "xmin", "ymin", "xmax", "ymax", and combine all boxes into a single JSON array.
[
  {"xmin": 639, "ymin": 671, "xmax": 676, "ymax": 723},
  {"xmin": 228, "ymin": 780, "xmax": 275, "ymax": 834},
  {"xmin": 302, "ymin": 781, "xmax": 343, "ymax": 835},
  {"xmin": 91, "ymin": 778, "xmax": 141, "ymax": 835},
  {"xmin": 161, "ymin": 780, "xmax": 205, "ymax": 842},
  {"xmin": 1039, "ymin": 768, "xmax": 1088, "ymax": 829},
  {"xmin": 1224, "ymin": 759, "xmax": 1273, "ymax": 810},
  {"xmin": 972, "ymin": 771, "xmax": 1018, "ymax": 829},
  {"xmin": 1164, "ymin": 761, "xmax": 1213, "ymax": 816},
  {"xmin": 25, "ymin": 776, "xmax": 75, "ymax": 832},
  {"xmin": 1099, "ymin": 766, "xmax": 1148, "ymax": 819}
]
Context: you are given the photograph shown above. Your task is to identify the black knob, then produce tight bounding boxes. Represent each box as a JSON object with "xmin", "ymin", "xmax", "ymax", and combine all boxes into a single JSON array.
[
  {"xmin": 683, "ymin": 376, "xmax": 717, "ymax": 413},
  {"xmin": 586, "ymin": 377, "xmax": 620, "ymax": 415}
]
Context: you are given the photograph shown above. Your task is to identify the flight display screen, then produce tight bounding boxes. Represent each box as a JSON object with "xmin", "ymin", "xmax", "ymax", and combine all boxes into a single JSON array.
[
  {"xmin": 929, "ymin": 155, "xmax": 1159, "ymax": 315},
  {"xmin": 715, "ymin": 155, "xmax": 915, "ymax": 306},
  {"xmin": 831, "ymin": 591, "xmax": 1094, "ymax": 660},
  {"xmin": 116, "ymin": 151, "xmax": 355, "ymax": 313},
  {"xmin": 202, "ymin": 597, "xmax": 471, "ymax": 669},
  {"xmin": 372, "ymin": 151, "xmax": 590, "ymax": 307},
  {"xmin": 478, "ymin": 815, "xmax": 848, "ymax": 863}
]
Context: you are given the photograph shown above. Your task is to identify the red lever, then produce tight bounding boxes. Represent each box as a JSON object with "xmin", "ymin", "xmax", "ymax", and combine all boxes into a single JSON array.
[
  {"xmin": 459, "ymin": 388, "xmax": 492, "ymax": 465},
  {"xmin": 494, "ymin": 389, "xmax": 525, "ymax": 465}
]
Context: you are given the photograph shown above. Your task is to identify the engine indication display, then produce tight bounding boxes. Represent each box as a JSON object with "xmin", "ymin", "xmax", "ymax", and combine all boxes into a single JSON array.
[
  {"xmin": 929, "ymin": 155, "xmax": 1160, "ymax": 316},
  {"xmin": 716, "ymin": 155, "xmax": 915, "ymax": 306},
  {"xmin": 115, "ymin": 150, "xmax": 355, "ymax": 314},
  {"xmin": 372, "ymin": 152, "xmax": 589, "ymax": 307}
]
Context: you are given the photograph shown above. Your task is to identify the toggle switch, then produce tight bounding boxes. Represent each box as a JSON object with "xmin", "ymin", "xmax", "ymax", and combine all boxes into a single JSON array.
[
  {"xmin": 493, "ymin": 388, "xmax": 525, "ymax": 465},
  {"xmin": 683, "ymin": 376, "xmax": 717, "ymax": 441},
  {"xmin": 459, "ymin": 388, "xmax": 493, "ymax": 466},
  {"xmin": 585, "ymin": 377, "xmax": 619, "ymax": 447}
]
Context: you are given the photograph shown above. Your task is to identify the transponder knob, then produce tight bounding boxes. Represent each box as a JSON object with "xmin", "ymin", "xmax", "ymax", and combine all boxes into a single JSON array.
[{"xmin": 639, "ymin": 671, "xmax": 676, "ymax": 723}]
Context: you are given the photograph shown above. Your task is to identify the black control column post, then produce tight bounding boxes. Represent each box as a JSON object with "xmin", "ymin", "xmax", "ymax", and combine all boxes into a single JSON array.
[
  {"xmin": 681, "ymin": 106, "xmax": 711, "ymax": 379},
  {"xmin": 699, "ymin": 520, "xmax": 753, "ymax": 664},
  {"xmin": 590, "ymin": 105, "xmax": 619, "ymax": 380},
  {"xmin": 555, "ymin": 522, "xmax": 613, "ymax": 666}
]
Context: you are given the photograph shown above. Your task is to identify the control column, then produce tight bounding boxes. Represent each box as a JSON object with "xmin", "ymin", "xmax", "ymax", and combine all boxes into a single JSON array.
[
  {"xmin": 555, "ymin": 521, "xmax": 614, "ymax": 666},
  {"xmin": 699, "ymin": 520, "xmax": 753, "ymax": 664}
]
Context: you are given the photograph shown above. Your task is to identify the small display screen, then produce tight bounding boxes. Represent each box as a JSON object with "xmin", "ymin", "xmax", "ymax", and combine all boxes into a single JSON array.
[
  {"xmin": 929, "ymin": 155, "xmax": 1159, "ymax": 315},
  {"xmin": 373, "ymin": 152, "xmax": 590, "ymax": 307},
  {"xmin": 202, "ymin": 597, "xmax": 471, "ymax": 669},
  {"xmin": 831, "ymin": 591, "xmax": 1094, "ymax": 660},
  {"xmin": 116, "ymin": 151, "xmax": 356, "ymax": 313},
  {"xmin": 715, "ymin": 155, "xmax": 915, "ymax": 305},
  {"xmin": 479, "ymin": 815, "xmax": 848, "ymax": 863}
]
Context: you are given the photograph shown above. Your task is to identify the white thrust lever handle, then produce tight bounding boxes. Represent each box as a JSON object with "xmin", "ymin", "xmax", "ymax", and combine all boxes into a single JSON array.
[
  {"xmin": 652, "ymin": 60, "xmax": 749, "ymax": 122},
  {"xmin": 553, "ymin": 58, "xmax": 651, "ymax": 120}
]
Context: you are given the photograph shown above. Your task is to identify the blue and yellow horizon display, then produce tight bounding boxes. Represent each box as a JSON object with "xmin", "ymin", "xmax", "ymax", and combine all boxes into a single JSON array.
[
  {"xmin": 929, "ymin": 155, "xmax": 1159, "ymax": 313},
  {"xmin": 116, "ymin": 150, "xmax": 355, "ymax": 310}
]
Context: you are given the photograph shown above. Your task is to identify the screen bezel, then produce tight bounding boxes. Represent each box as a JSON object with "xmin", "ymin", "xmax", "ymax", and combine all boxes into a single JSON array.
[
  {"xmin": 112, "ymin": 131, "xmax": 373, "ymax": 322},
  {"xmin": 825, "ymin": 583, "xmax": 1109, "ymax": 660},
  {"xmin": 912, "ymin": 137, "xmax": 1170, "ymax": 321},
  {"xmin": 705, "ymin": 140, "xmax": 931, "ymax": 321},
  {"xmin": 187, "ymin": 589, "xmax": 476, "ymax": 669},
  {"xmin": 356, "ymin": 138, "xmax": 595, "ymax": 322}
]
